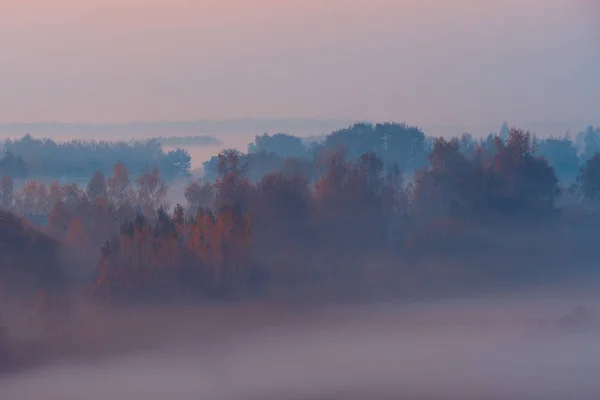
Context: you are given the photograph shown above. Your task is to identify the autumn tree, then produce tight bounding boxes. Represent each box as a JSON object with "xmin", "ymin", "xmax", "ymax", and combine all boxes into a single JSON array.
[
  {"xmin": 12, "ymin": 180, "xmax": 49, "ymax": 216},
  {"xmin": 84, "ymin": 194, "xmax": 118, "ymax": 246},
  {"xmin": 184, "ymin": 180, "xmax": 214, "ymax": 213},
  {"xmin": 48, "ymin": 181, "xmax": 62, "ymax": 206},
  {"xmin": 314, "ymin": 147, "xmax": 348, "ymax": 211},
  {"xmin": 47, "ymin": 201, "xmax": 73, "ymax": 238},
  {"xmin": 212, "ymin": 204, "xmax": 253, "ymax": 293},
  {"xmin": 214, "ymin": 150, "xmax": 254, "ymax": 213},
  {"xmin": 410, "ymin": 129, "xmax": 560, "ymax": 227},
  {"xmin": 64, "ymin": 216, "xmax": 96, "ymax": 280},
  {"xmin": 314, "ymin": 149, "xmax": 398, "ymax": 253},
  {"xmin": 252, "ymin": 172, "xmax": 313, "ymax": 282},
  {"xmin": 187, "ymin": 207, "xmax": 218, "ymax": 286},
  {"xmin": 490, "ymin": 128, "xmax": 560, "ymax": 217},
  {"xmin": 20, "ymin": 181, "xmax": 39, "ymax": 214},
  {"xmin": 409, "ymin": 137, "xmax": 475, "ymax": 223},
  {"xmin": 35, "ymin": 182, "xmax": 50, "ymax": 215},
  {"xmin": 135, "ymin": 168, "xmax": 168, "ymax": 217},
  {"xmin": 61, "ymin": 183, "xmax": 84, "ymax": 210},
  {"xmin": 107, "ymin": 162, "xmax": 134, "ymax": 209},
  {"xmin": 89, "ymin": 240, "xmax": 121, "ymax": 303}
]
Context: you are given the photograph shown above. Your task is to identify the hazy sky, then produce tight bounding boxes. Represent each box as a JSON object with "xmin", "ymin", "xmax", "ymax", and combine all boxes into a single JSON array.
[{"xmin": 1, "ymin": 0, "xmax": 598, "ymax": 126}]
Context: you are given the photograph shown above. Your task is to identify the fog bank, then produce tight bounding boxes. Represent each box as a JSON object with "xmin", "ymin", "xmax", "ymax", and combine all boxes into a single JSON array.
[{"xmin": 2, "ymin": 292, "xmax": 600, "ymax": 400}]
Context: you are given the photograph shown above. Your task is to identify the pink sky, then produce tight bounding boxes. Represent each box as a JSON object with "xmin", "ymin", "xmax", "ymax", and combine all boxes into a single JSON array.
[{"xmin": 1, "ymin": 0, "xmax": 598, "ymax": 127}]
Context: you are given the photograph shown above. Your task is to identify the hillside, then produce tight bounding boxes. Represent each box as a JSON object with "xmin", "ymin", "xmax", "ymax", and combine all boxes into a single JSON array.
[{"xmin": 0, "ymin": 211, "xmax": 66, "ymax": 296}]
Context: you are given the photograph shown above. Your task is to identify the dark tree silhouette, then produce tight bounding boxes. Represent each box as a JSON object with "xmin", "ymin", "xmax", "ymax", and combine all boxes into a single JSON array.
[{"xmin": 577, "ymin": 153, "xmax": 600, "ymax": 201}]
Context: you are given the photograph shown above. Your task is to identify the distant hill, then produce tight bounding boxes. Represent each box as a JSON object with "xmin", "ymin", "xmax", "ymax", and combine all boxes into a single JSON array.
[
  {"xmin": 150, "ymin": 135, "xmax": 222, "ymax": 147},
  {"xmin": 0, "ymin": 211, "xmax": 66, "ymax": 295},
  {"xmin": 1, "ymin": 119, "xmax": 596, "ymax": 142},
  {"xmin": 0, "ymin": 118, "xmax": 358, "ymax": 140}
]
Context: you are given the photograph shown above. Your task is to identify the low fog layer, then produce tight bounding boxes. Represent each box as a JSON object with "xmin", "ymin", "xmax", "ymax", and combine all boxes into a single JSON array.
[{"xmin": 3, "ymin": 292, "xmax": 600, "ymax": 400}]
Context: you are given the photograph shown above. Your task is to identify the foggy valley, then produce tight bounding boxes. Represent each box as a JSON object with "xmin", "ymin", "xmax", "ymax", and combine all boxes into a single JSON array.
[
  {"xmin": 2, "ymin": 123, "xmax": 600, "ymax": 399},
  {"xmin": 4, "ymin": 293, "xmax": 600, "ymax": 400},
  {"xmin": 3, "ymin": 0, "xmax": 600, "ymax": 398}
]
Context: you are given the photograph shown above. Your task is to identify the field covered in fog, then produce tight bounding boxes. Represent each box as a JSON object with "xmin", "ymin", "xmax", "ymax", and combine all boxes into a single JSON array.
[{"xmin": 3, "ymin": 289, "xmax": 600, "ymax": 400}]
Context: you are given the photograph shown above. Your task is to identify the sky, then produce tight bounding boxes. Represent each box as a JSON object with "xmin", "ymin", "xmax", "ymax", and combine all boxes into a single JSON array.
[{"xmin": 1, "ymin": 0, "xmax": 599, "ymax": 128}]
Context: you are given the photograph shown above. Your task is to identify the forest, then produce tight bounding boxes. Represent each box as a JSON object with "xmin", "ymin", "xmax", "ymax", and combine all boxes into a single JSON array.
[
  {"xmin": 0, "ymin": 121, "xmax": 600, "ymax": 308},
  {"xmin": 0, "ymin": 135, "xmax": 195, "ymax": 180},
  {"xmin": 204, "ymin": 122, "xmax": 597, "ymax": 184},
  {"xmin": 2, "ymin": 120, "xmax": 600, "ymax": 374}
]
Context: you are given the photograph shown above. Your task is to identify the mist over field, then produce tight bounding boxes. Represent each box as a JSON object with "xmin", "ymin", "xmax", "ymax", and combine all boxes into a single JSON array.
[{"xmin": 3, "ymin": 290, "xmax": 600, "ymax": 400}]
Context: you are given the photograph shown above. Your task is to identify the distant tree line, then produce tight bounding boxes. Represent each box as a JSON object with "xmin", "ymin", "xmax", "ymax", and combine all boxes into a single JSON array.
[
  {"xmin": 150, "ymin": 135, "xmax": 222, "ymax": 147},
  {"xmin": 204, "ymin": 122, "xmax": 600, "ymax": 187},
  {"xmin": 0, "ymin": 135, "xmax": 192, "ymax": 180}
]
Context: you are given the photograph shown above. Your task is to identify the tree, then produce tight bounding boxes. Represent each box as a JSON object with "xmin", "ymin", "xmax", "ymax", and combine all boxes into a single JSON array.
[
  {"xmin": 0, "ymin": 175, "xmax": 14, "ymax": 210},
  {"xmin": 87, "ymin": 195, "xmax": 118, "ymax": 246},
  {"xmin": 161, "ymin": 148, "xmax": 192, "ymax": 179},
  {"xmin": 458, "ymin": 133, "xmax": 477, "ymax": 158},
  {"xmin": 34, "ymin": 182, "xmax": 50, "ymax": 215},
  {"xmin": 184, "ymin": 180, "xmax": 214, "ymax": 212},
  {"xmin": 409, "ymin": 137, "xmax": 473, "ymax": 222},
  {"xmin": 537, "ymin": 137, "xmax": 581, "ymax": 184},
  {"xmin": 281, "ymin": 157, "xmax": 313, "ymax": 181},
  {"xmin": 253, "ymin": 171, "xmax": 313, "ymax": 262},
  {"xmin": 1, "ymin": 135, "xmax": 186, "ymax": 181},
  {"xmin": 491, "ymin": 128, "xmax": 560, "ymax": 217},
  {"xmin": 410, "ymin": 129, "xmax": 559, "ymax": 224},
  {"xmin": 314, "ymin": 150, "xmax": 395, "ymax": 251},
  {"xmin": 577, "ymin": 153, "xmax": 600, "ymax": 201},
  {"xmin": 319, "ymin": 122, "xmax": 427, "ymax": 172},
  {"xmin": 499, "ymin": 121, "xmax": 510, "ymax": 141},
  {"xmin": 243, "ymin": 152, "xmax": 287, "ymax": 183},
  {"xmin": 249, "ymin": 133, "xmax": 307, "ymax": 158},
  {"xmin": 0, "ymin": 151, "xmax": 28, "ymax": 179},
  {"xmin": 375, "ymin": 122, "xmax": 427, "ymax": 170},
  {"xmin": 48, "ymin": 181, "xmax": 62, "ymax": 206},
  {"xmin": 65, "ymin": 216, "xmax": 89, "ymax": 247},
  {"xmin": 581, "ymin": 126, "xmax": 600, "ymax": 162},
  {"xmin": 87, "ymin": 171, "xmax": 108, "ymax": 201},
  {"xmin": 202, "ymin": 149, "xmax": 242, "ymax": 182},
  {"xmin": 135, "ymin": 168, "xmax": 168, "ymax": 217},
  {"xmin": 214, "ymin": 151, "xmax": 253, "ymax": 213},
  {"xmin": 48, "ymin": 201, "xmax": 72, "ymax": 238},
  {"xmin": 173, "ymin": 203, "xmax": 185, "ymax": 225},
  {"xmin": 65, "ymin": 216, "xmax": 94, "ymax": 274},
  {"xmin": 107, "ymin": 162, "xmax": 134, "ymax": 209},
  {"xmin": 21, "ymin": 181, "xmax": 39, "ymax": 214},
  {"xmin": 61, "ymin": 183, "xmax": 83, "ymax": 209}
]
